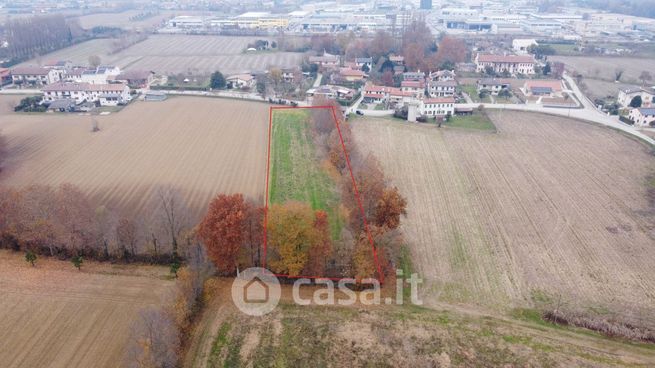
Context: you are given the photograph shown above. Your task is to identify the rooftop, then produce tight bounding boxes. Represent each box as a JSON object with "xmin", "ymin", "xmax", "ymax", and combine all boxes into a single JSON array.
[{"xmin": 477, "ymin": 54, "xmax": 535, "ymax": 63}]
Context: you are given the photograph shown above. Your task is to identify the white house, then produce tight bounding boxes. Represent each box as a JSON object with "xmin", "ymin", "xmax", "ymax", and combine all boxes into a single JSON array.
[
  {"xmin": 429, "ymin": 70, "xmax": 456, "ymax": 82},
  {"xmin": 42, "ymin": 82, "xmax": 130, "ymax": 106},
  {"xmin": 11, "ymin": 66, "xmax": 60, "ymax": 86},
  {"xmin": 475, "ymin": 54, "xmax": 535, "ymax": 75},
  {"xmin": 400, "ymin": 80, "xmax": 426, "ymax": 98},
  {"xmin": 512, "ymin": 39, "xmax": 538, "ymax": 54},
  {"xmin": 628, "ymin": 108, "xmax": 655, "ymax": 127},
  {"xmin": 477, "ymin": 78, "xmax": 511, "ymax": 95},
  {"xmin": 79, "ymin": 66, "xmax": 121, "ymax": 84},
  {"xmin": 428, "ymin": 80, "xmax": 457, "ymax": 97},
  {"xmin": 419, "ymin": 97, "xmax": 455, "ymax": 117},
  {"xmin": 618, "ymin": 87, "xmax": 654, "ymax": 108},
  {"xmin": 226, "ymin": 74, "xmax": 255, "ymax": 89}
]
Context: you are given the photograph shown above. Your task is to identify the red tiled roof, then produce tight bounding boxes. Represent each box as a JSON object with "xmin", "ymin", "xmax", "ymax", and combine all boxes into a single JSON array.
[
  {"xmin": 424, "ymin": 97, "xmax": 455, "ymax": 104},
  {"xmin": 477, "ymin": 54, "xmax": 535, "ymax": 63},
  {"xmin": 339, "ymin": 68, "xmax": 366, "ymax": 77},
  {"xmin": 401, "ymin": 80, "xmax": 425, "ymax": 88},
  {"xmin": 11, "ymin": 66, "xmax": 51, "ymax": 75},
  {"xmin": 43, "ymin": 82, "xmax": 127, "ymax": 92}
]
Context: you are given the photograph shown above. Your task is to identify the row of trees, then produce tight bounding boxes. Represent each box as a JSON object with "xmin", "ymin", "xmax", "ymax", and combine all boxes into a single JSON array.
[
  {"xmin": 2, "ymin": 15, "xmax": 84, "ymax": 64},
  {"xmin": 0, "ymin": 184, "xmax": 195, "ymax": 263}
]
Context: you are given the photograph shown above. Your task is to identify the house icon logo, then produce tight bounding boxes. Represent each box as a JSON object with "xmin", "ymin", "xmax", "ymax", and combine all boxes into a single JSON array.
[{"xmin": 231, "ymin": 267, "xmax": 280, "ymax": 316}]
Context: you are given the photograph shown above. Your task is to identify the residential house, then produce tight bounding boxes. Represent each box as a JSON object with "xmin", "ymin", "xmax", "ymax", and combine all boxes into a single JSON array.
[
  {"xmin": 512, "ymin": 39, "xmax": 538, "ymax": 54},
  {"xmin": 429, "ymin": 70, "xmax": 456, "ymax": 82},
  {"xmin": 475, "ymin": 54, "xmax": 535, "ymax": 75},
  {"xmin": 307, "ymin": 85, "xmax": 355, "ymax": 100},
  {"xmin": 308, "ymin": 54, "xmax": 340, "ymax": 68},
  {"xmin": 401, "ymin": 80, "xmax": 426, "ymax": 97},
  {"xmin": 80, "ymin": 66, "xmax": 121, "ymax": 84},
  {"xmin": 281, "ymin": 68, "xmax": 300, "ymax": 83},
  {"xmin": 355, "ymin": 57, "xmax": 373, "ymax": 69},
  {"xmin": 389, "ymin": 55, "xmax": 404, "ymax": 65},
  {"xmin": 523, "ymin": 80, "xmax": 563, "ymax": 97},
  {"xmin": 115, "ymin": 70, "xmax": 155, "ymax": 88},
  {"xmin": 388, "ymin": 89, "xmax": 415, "ymax": 106},
  {"xmin": 44, "ymin": 60, "xmax": 73, "ymax": 71},
  {"xmin": 402, "ymin": 71, "xmax": 425, "ymax": 82},
  {"xmin": 226, "ymin": 74, "xmax": 255, "ymax": 89},
  {"xmin": 428, "ymin": 80, "xmax": 457, "ymax": 97},
  {"xmin": 618, "ymin": 87, "xmax": 654, "ymax": 108},
  {"xmin": 363, "ymin": 84, "xmax": 390, "ymax": 104},
  {"xmin": 336, "ymin": 68, "xmax": 367, "ymax": 83},
  {"xmin": 477, "ymin": 78, "xmax": 511, "ymax": 95},
  {"xmin": 11, "ymin": 66, "xmax": 60, "ymax": 86},
  {"xmin": 0, "ymin": 68, "xmax": 11, "ymax": 86},
  {"xmin": 628, "ymin": 108, "xmax": 655, "ymax": 127},
  {"xmin": 42, "ymin": 82, "xmax": 130, "ymax": 106},
  {"xmin": 419, "ymin": 97, "xmax": 455, "ymax": 117}
]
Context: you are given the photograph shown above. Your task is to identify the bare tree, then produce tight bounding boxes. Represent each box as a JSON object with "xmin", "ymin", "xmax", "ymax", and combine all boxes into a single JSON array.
[
  {"xmin": 614, "ymin": 68, "xmax": 624, "ymax": 82},
  {"xmin": 124, "ymin": 307, "xmax": 179, "ymax": 368},
  {"xmin": 88, "ymin": 55, "xmax": 102, "ymax": 68},
  {"xmin": 117, "ymin": 217, "xmax": 138, "ymax": 258},
  {"xmin": 155, "ymin": 187, "xmax": 190, "ymax": 258},
  {"xmin": 0, "ymin": 131, "xmax": 7, "ymax": 172},
  {"xmin": 94, "ymin": 205, "xmax": 118, "ymax": 259}
]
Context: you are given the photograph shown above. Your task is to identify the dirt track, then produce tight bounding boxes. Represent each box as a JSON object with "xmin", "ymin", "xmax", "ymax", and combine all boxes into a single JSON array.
[
  {"xmin": 0, "ymin": 250, "xmax": 173, "ymax": 368},
  {"xmin": 0, "ymin": 96, "xmax": 268, "ymax": 222},
  {"xmin": 352, "ymin": 112, "xmax": 655, "ymax": 321}
]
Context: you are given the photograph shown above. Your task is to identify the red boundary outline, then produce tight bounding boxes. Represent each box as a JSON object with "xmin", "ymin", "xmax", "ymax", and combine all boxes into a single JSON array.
[{"xmin": 264, "ymin": 105, "xmax": 384, "ymax": 284}]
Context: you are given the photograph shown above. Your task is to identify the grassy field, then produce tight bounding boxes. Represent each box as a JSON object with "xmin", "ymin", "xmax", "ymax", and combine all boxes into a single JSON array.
[
  {"xmin": 444, "ymin": 111, "xmax": 496, "ymax": 131},
  {"xmin": 269, "ymin": 109, "xmax": 343, "ymax": 238},
  {"xmin": 186, "ymin": 281, "xmax": 655, "ymax": 368},
  {"xmin": 0, "ymin": 96, "xmax": 268, "ymax": 223},
  {"xmin": 0, "ymin": 250, "xmax": 173, "ymax": 368},
  {"xmin": 352, "ymin": 112, "xmax": 655, "ymax": 328}
]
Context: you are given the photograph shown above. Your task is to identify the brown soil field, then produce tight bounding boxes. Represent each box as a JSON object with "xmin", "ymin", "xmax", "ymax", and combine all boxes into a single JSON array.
[
  {"xmin": 551, "ymin": 56, "xmax": 654, "ymax": 99},
  {"xmin": 75, "ymin": 10, "xmax": 181, "ymax": 31},
  {"xmin": 17, "ymin": 35, "xmax": 304, "ymax": 75},
  {"xmin": 0, "ymin": 96, "xmax": 268, "ymax": 222},
  {"xmin": 0, "ymin": 249, "xmax": 173, "ymax": 368},
  {"xmin": 351, "ymin": 112, "xmax": 655, "ymax": 322}
]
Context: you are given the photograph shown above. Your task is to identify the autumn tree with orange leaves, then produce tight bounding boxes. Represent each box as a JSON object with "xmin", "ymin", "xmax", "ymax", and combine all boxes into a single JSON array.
[
  {"xmin": 374, "ymin": 187, "xmax": 407, "ymax": 230},
  {"xmin": 198, "ymin": 193, "xmax": 247, "ymax": 274}
]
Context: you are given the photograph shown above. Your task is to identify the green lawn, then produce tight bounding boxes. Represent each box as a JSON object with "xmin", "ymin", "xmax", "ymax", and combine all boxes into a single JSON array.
[
  {"xmin": 269, "ymin": 110, "xmax": 343, "ymax": 239},
  {"xmin": 444, "ymin": 111, "xmax": 496, "ymax": 131},
  {"xmin": 461, "ymin": 85, "xmax": 490, "ymax": 103}
]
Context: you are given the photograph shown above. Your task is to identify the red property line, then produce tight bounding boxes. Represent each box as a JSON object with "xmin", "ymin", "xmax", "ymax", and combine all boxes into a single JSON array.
[{"xmin": 263, "ymin": 105, "xmax": 384, "ymax": 284}]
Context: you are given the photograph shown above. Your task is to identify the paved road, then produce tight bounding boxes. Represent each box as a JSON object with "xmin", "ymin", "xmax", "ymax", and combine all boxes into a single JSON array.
[{"xmin": 461, "ymin": 74, "xmax": 654, "ymax": 146}]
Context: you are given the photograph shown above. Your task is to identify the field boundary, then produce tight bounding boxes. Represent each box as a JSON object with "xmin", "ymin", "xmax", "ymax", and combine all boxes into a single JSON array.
[{"xmin": 263, "ymin": 106, "xmax": 384, "ymax": 283}]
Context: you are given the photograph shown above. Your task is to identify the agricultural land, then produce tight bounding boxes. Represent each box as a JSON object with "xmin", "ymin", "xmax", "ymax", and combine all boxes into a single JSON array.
[
  {"xmin": 0, "ymin": 250, "xmax": 173, "ymax": 368},
  {"xmin": 16, "ymin": 35, "xmax": 304, "ymax": 75},
  {"xmin": 351, "ymin": 111, "xmax": 655, "ymax": 327},
  {"xmin": 0, "ymin": 96, "xmax": 268, "ymax": 222}
]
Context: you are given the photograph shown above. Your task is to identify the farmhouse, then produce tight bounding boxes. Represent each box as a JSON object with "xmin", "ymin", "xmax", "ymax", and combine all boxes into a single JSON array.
[
  {"xmin": 226, "ymin": 74, "xmax": 255, "ymax": 89},
  {"xmin": 475, "ymin": 54, "xmax": 535, "ymax": 75},
  {"xmin": 428, "ymin": 80, "xmax": 457, "ymax": 97},
  {"xmin": 618, "ymin": 87, "xmax": 654, "ymax": 108},
  {"xmin": 523, "ymin": 80, "xmax": 563, "ymax": 97},
  {"xmin": 42, "ymin": 82, "xmax": 131, "ymax": 106},
  {"xmin": 115, "ymin": 70, "xmax": 155, "ymax": 88},
  {"xmin": 477, "ymin": 78, "xmax": 511, "ymax": 95},
  {"xmin": 419, "ymin": 97, "xmax": 455, "ymax": 117},
  {"xmin": 363, "ymin": 84, "xmax": 391, "ymax": 104},
  {"xmin": 628, "ymin": 108, "xmax": 655, "ymax": 127},
  {"xmin": 11, "ymin": 66, "xmax": 60, "ymax": 86}
]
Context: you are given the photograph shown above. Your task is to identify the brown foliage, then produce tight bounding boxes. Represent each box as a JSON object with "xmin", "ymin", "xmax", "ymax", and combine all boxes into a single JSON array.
[
  {"xmin": 343, "ymin": 154, "xmax": 386, "ymax": 233},
  {"xmin": 435, "ymin": 36, "xmax": 467, "ymax": 67},
  {"xmin": 304, "ymin": 210, "xmax": 333, "ymax": 276},
  {"xmin": 198, "ymin": 193, "xmax": 247, "ymax": 274},
  {"xmin": 402, "ymin": 43, "xmax": 426, "ymax": 72},
  {"xmin": 117, "ymin": 217, "xmax": 138, "ymax": 257},
  {"xmin": 374, "ymin": 187, "xmax": 407, "ymax": 230},
  {"xmin": 0, "ymin": 131, "xmax": 7, "ymax": 172}
]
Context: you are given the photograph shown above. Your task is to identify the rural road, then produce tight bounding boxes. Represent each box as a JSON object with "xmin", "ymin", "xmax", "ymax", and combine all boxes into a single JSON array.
[{"xmin": 461, "ymin": 74, "xmax": 655, "ymax": 146}]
